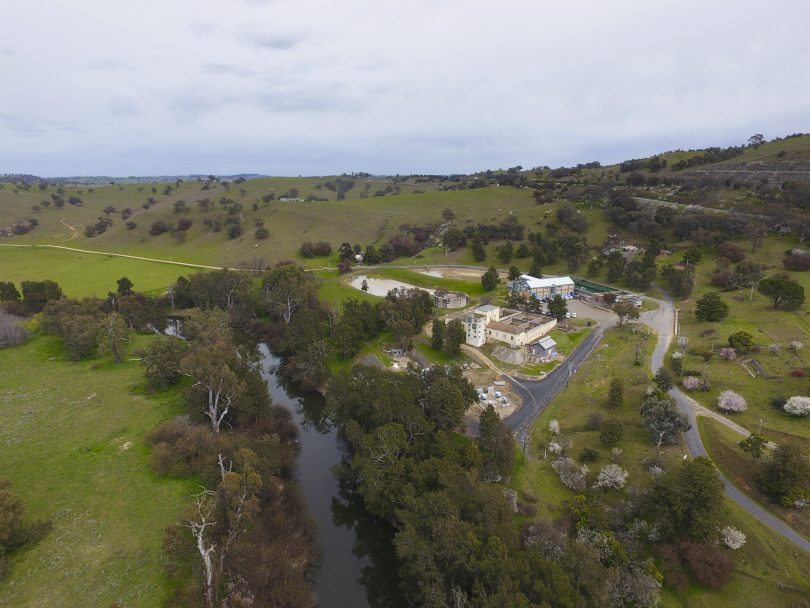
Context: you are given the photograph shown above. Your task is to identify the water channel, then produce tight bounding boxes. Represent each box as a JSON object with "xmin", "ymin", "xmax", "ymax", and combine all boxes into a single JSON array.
[{"xmin": 256, "ymin": 345, "xmax": 406, "ymax": 608}]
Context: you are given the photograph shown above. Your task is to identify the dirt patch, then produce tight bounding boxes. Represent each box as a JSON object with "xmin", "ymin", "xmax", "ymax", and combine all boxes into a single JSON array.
[
  {"xmin": 119, "ymin": 441, "xmax": 133, "ymax": 451},
  {"xmin": 418, "ymin": 267, "xmax": 484, "ymax": 281},
  {"xmin": 349, "ymin": 274, "xmax": 435, "ymax": 297}
]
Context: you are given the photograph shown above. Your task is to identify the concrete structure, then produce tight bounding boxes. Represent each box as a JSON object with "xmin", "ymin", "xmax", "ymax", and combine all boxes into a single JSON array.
[
  {"xmin": 460, "ymin": 305, "xmax": 556, "ymax": 348},
  {"xmin": 507, "ymin": 274, "xmax": 575, "ymax": 301},
  {"xmin": 573, "ymin": 277, "xmax": 643, "ymax": 307},
  {"xmin": 528, "ymin": 336, "xmax": 558, "ymax": 361},
  {"xmin": 433, "ymin": 290, "xmax": 469, "ymax": 309}
]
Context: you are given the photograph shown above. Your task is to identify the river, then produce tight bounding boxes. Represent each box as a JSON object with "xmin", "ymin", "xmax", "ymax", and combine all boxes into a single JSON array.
[{"xmin": 257, "ymin": 345, "xmax": 405, "ymax": 608}]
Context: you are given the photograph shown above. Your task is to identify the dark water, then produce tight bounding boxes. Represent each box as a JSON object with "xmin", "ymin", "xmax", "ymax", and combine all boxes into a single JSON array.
[{"xmin": 256, "ymin": 345, "xmax": 405, "ymax": 608}]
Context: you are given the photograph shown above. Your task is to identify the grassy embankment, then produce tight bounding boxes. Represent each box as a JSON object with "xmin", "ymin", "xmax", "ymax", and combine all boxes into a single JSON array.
[
  {"xmin": 0, "ymin": 333, "xmax": 195, "ymax": 608},
  {"xmin": 510, "ymin": 325, "xmax": 810, "ymax": 607}
]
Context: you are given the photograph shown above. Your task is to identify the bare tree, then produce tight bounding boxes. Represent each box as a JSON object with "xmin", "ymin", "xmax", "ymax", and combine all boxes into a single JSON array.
[
  {"xmin": 183, "ymin": 490, "xmax": 217, "ymax": 608},
  {"xmin": 181, "ymin": 343, "xmax": 245, "ymax": 433}
]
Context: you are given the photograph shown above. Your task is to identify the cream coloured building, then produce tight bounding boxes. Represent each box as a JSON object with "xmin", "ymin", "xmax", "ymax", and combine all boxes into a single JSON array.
[{"xmin": 460, "ymin": 305, "xmax": 556, "ymax": 348}]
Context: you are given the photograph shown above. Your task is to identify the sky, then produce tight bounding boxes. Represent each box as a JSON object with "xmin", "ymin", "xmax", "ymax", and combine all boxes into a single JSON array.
[{"xmin": 1, "ymin": 0, "xmax": 809, "ymax": 177}]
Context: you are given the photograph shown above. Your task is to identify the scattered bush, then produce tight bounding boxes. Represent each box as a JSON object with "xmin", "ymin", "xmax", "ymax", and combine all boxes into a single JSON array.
[
  {"xmin": 149, "ymin": 221, "xmax": 171, "ymax": 236},
  {"xmin": 718, "ymin": 347, "xmax": 736, "ymax": 361},
  {"xmin": 783, "ymin": 252, "xmax": 810, "ymax": 271},
  {"xmin": 727, "ymin": 331, "xmax": 753, "ymax": 354},
  {"xmin": 227, "ymin": 224, "xmax": 243, "ymax": 239},
  {"xmin": 680, "ymin": 542, "xmax": 733, "ymax": 588},
  {"xmin": 586, "ymin": 412, "xmax": 604, "ymax": 431},
  {"xmin": 600, "ymin": 417, "xmax": 624, "ymax": 447},
  {"xmin": 255, "ymin": 226, "xmax": 269, "ymax": 240},
  {"xmin": 682, "ymin": 376, "xmax": 700, "ymax": 391}
]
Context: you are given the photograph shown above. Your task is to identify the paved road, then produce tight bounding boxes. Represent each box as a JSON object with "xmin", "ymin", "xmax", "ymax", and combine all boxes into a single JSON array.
[
  {"xmin": 648, "ymin": 287, "xmax": 810, "ymax": 553},
  {"xmin": 504, "ymin": 325, "xmax": 607, "ymax": 443}
]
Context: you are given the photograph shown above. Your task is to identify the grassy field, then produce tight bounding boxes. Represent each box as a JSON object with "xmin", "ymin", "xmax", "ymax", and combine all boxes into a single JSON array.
[
  {"xmin": 667, "ymin": 235, "xmax": 810, "ymax": 449},
  {"xmin": 0, "ymin": 334, "xmax": 195, "ymax": 608},
  {"xmin": 0, "ymin": 246, "xmax": 196, "ymax": 298},
  {"xmin": 698, "ymin": 417, "xmax": 809, "ymax": 540},
  {"xmin": 510, "ymin": 325, "xmax": 810, "ymax": 606}
]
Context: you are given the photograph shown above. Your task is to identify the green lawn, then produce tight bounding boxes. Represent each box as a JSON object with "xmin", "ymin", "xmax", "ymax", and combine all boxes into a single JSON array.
[
  {"xmin": 0, "ymin": 246, "xmax": 195, "ymax": 298},
  {"xmin": 0, "ymin": 334, "xmax": 195, "ymax": 608}
]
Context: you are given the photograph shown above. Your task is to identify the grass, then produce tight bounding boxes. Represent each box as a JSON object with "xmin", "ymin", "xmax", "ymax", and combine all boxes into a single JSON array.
[
  {"xmin": 0, "ymin": 246, "xmax": 196, "ymax": 298},
  {"xmin": 667, "ymin": 235, "xmax": 810, "ymax": 448},
  {"xmin": 0, "ymin": 334, "xmax": 195, "ymax": 608},
  {"xmin": 698, "ymin": 417, "xmax": 809, "ymax": 540},
  {"xmin": 510, "ymin": 326, "xmax": 810, "ymax": 607}
]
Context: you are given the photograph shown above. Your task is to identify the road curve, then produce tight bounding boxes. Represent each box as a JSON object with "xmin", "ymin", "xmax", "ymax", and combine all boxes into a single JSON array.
[{"xmin": 648, "ymin": 287, "xmax": 810, "ymax": 553}]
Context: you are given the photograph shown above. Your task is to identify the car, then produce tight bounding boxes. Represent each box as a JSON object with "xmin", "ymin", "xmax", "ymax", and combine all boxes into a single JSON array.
[
  {"xmin": 571, "ymin": 312, "xmax": 577, "ymax": 318},
  {"xmin": 565, "ymin": 312, "xmax": 571, "ymax": 318}
]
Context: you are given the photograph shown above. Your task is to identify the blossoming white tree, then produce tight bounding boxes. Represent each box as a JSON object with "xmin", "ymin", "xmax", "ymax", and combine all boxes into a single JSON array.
[
  {"xmin": 596, "ymin": 464, "xmax": 629, "ymax": 489},
  {"xmin": 784, "ymin": 396, "xmax": 810, "ymax": 417},
  {"xmin": 719, "ymin": 347, "xmax": 736, "ymax": 361},
  {"xmin": 552, "ymin": 457, "xmax": 586, "ymax": 490},
  {"xmin": 717, "ymin": 390, "xmax": 747, "ymax": 413},
  {"xmin": 682, "ymin": 376, "xmax": 700, "ymax": 391},
  {"xmin": 549, "ymin": 419, "xmax": 561, "ymax": 435},
  {"xmin": 720, "ymin": 526, "xmax": 746, "ymax": 550}
]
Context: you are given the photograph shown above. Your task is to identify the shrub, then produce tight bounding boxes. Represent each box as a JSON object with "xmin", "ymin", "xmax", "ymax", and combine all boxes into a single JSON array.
[
  {"xmin": 255, "ymin": 226, "xmax": 269, "ymax": 240},
  {"xmin": 227, "ymin": 224, "xmax": 243, "ymax": 239},
  {"xmin": 149, "ymin": 221, "xmax": 171, "ymax": 236},
  {"xmin": 174, "ymin": 217, "xmax": 193, "ymax": 232},
  {"xmin": 718, "ymin": 347, "xmax": 736, "ymax": 361},
  {"xmin": 125, "ymin": 221, "xmax": 137, "ymax": 230},
  {"xmin": 682, "ymin": 376, "xmax": 700, "ymax": 391},
  {"xmin": 580, "ymin": 447, "xmax": 598, "ymax": 463},
  {"xmin": 719, "ymin": 526, "xmax": 746, "ymax": 550},
  {"xmin": 586, "ymin": 412, "xmax": 604, "ymax": 431},
  {"xmin": 0, "ymin": 310, "xmax": 29, "ymax": 348},
  {"xmin": 783, "ymin": 253, "xmax": 810, "ymax": 271},
  {"xmin": 548, "ymin": 419, "xmax": 560, "ymax": 435},
  {"xmin": 717, "ymin": 242, "xmax": 746, "ymax": 263},
  {"xmin": 717, "ymin": 390, "xmax": 747, "ymax": 413},
  {"xmin": 784, "ymin": 396, "xmax": 810, "ymax": 416},
  {"xmin": 695, "ymin": 292, "xmax": 729, "ymax": 322},
  {"xmin": 680, "ymin": 542, "xmax": 733, "ymax": 588},
  {"xmin": 595, "ymin": 464, "xmax": 629, "ymax": 489}
]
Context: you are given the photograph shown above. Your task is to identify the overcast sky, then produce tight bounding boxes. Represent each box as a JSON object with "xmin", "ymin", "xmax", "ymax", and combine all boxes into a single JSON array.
[{"xmin": 1, "ymin": 0, "xmax": 808, "ymax": 176}]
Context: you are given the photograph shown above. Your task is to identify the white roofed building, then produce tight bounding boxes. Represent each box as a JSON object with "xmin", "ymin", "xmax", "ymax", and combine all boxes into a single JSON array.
[{"xmin": 507, "ymin": 274, "xmax": 575, "ymax": 301}]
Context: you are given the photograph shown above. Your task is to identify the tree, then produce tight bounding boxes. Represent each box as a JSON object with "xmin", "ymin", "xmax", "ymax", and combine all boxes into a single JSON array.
[
  {"xmin": 471, "ymin": 237, "xmax": 486, "ymax": 262},
  {"xmin": 717, "ymin": 390, "xmax": 747, "ymax": 413},
  {"xmin": 529, "ymin": 258, "xmax": 543, "ymax": 278},
  {"xmin": 654, "ymin": 367, "xmax": 674, "ymax": 392},
  {"xmin": 507, "ymin": 265, "xmax": 522, "ymax": 281},
  {"xmin": 640, "ymin": 396, "xmax": 691, "ymax": 458},
  {"xmin": 140, "ymin": 337, "xmax": 188, "ymax": 389},
  {"xmin": 756, "ymin": 444, "xmax": 810, "ymax": 507},
  {"xmin": 784, "ymin": 396, "xmax": 810, "ymax": 416},
  {"xmin": 116, "ymin": 276, "xmax": 134, "ymax": 296},
  {"xmin": 683, "ymin": 246, "xmax": 702, "ymax": 265},
  {"xmin": 431, "ymin": 318, "xmax": 445, "ymax": 350},
  {"xmin": 97, "ymin": 312, "xmax": 128, "ymax": 363},
  {"xmin": 608, "ymin": 378, "xmax": 624, "ymax": 408},
  {"xmin": 21, "ymin": 280, "xmax": 63, "ymax": 313},
  {"xmin": 651, "ymin": 457, "xmax": 724, "ymax": 542},
  {"xmin": 444, "ymin": 320, "xmax": 465, "ymax": 358},
  {"xmin": 695, "ymin": 292, "xmax": 729, "ymax": 322},
  {"xmin": 738, "ymin": 433, "xmax": 767, "ymax": 459},
  {"xmin": 481, "ymin": 267, "xmax": 500, "ymax": 291},
  {"xmin": 497, "ymin": 241, "xmax": 514, "ymax": 264},
  {"xmin": 748, "ymin": 133, "xmax": 765, "ymax": 147},
  {"xmin": 613, "ymin": 301, "xmax": 640, "ymax": 326},
  {"xmin": 548, "ymin": 294, "xmax": 568, "ymax": 321},
  {"xmin": 478, "ymin": 404, "xmax": 515, "ymax": 481},
  {"xmin": 600, "ymin": 417, "xmax": 624, "ymax": 447},
  {"xmin": 552, "ymin": 457, "xmax": 586, "ymax": 490},
  {"xmin": 725, "ymin": 331, "xmax": 753, "ymax": 354},
  {"xmin": 181, "ymin": 338, "xmax": 246, "ymax": 434},
  {"xmin": 720, "ymin": 526, "xmax": 746, "ymax": 550},
  {"xmin": 595, "ymin": 464, "xmax": 629, "ymax": 490},
  {"xmin": 758, "ymin": 277, "xmax": 805, "ymax": 310},
  {"xmin": 0, "ymin": 282, "xmax": 20, "ymax": 302}
]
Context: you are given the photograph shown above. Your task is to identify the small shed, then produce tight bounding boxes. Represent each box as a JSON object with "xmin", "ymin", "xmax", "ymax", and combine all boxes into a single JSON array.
[
  {"xmin": 433, "ymin": 290, "xmax": 469, "ymax": 308},
  {"xmin": 528, "ymin": 336, "xmax": 557, "ymax": 360}
]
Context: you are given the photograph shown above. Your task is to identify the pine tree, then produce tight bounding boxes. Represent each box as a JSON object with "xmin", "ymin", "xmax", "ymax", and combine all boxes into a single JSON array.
[{"xmin": 608, "ymin": 378, "xmax": 624, "ymax": 408}]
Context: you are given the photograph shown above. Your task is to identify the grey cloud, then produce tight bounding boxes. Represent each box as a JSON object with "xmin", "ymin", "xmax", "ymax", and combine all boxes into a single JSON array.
[
  {"xmin": 1, "ymin": 48, "xmax": 16, "ymax": 57},
  {"xmin": 87, "ymin": 59, "xmax": 134, "ymax": 71},
  {"xmin": 0, "ymin": 114, "xmax": 79, "ymax": 135},
  {"xmin": 200, "ymin": 62, "xmax": 255, "ymax": 77},
  {"xmin": 242, "ymin": 30, "xmax": 306, "ymax": 50}
]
